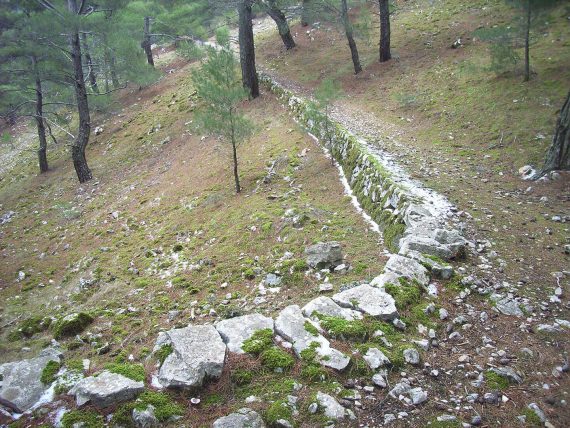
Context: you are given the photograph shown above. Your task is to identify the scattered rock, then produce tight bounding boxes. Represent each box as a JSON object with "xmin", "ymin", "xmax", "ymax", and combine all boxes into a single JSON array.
[
  {"xmin": 491, "ymin": 295, "xmax": 524, "ymax": 317},
  {"xmin": 155, "ymin": 324, "xmax": 226, "ymax": 389},
  {"xmin": 215, "ymin": 313, "xmax": 274, "ymax": 354},
  {"xmin": 363, "ymin": 348, "xmax": 391, "ymax": 369},
  {"xmin": 316, "ymin": 391, "xmax": 345, "ymax": 420},
  {"xmin": 372, "ymin": 373, "xmax": 387, "ymax": 388},
  {"xmin": 132, "ymin": 404, "xmax": 159, "ymax": 428},
  {"xmin": 212, "ymin": 408, "xmax": 265, "ymax": 428},
  {"xmin": 305, "ymin": 242, "xmax": 344, "ymax": 269},
  {"xmin": 403, "ymin": 348, "xmax": 420, "ymax": 366},
  {"xmin": 69, "ymin": 371, "xmax": 144, "ymax": 408},
  {"xmin": 408, "ymin": 387, "xmax": 428, "ymax": 405}
]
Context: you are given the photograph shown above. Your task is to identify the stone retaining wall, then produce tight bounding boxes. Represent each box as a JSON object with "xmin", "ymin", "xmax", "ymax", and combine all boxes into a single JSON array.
[{"xmin": 260, "ymin": 74, "xmax": 459, "ymax": 254}]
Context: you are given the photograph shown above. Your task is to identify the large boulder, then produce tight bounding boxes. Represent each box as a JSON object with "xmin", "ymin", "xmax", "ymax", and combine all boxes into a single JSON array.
[
  {"xmin": 302, "ymin": 296, "xmax": 362, "ymax": 321},
  {"xmin": 383, "ymin": 254, "xmax": 430, "ymax": 287},
  {"xmin": 332, "ymin": 285, "xmax": 398, "ymax": 320},
  {"xmin": 305, "ymin": 242, "xmax": 343, "ymax": 269},
  {"xmin": 212, "ymin": 408, "xmax": 265, "ymax": 428},
  {"xmin": 69, "ymin": 371, "xmax": 144, "ymax": 408},
  {"xmin": 215, "ymin": 314, "xmax": 274, "ymax": 354},
  {"xmin": 155, "ymin": 324, "xmax": 226, "ymax": 389},
  {"xmin": 275, "ymin": 305, "xmax": 350, "ymax": 371},
  {"xmin": 0, "ymin": 347, "xmax": 62, "ymax": 412}
]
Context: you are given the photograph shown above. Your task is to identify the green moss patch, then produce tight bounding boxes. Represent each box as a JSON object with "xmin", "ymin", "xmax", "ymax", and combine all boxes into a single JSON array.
[
  {"xmin": 155, "ymin": 344, "xmax": 173, "ymax": 365},
  {"xmin": 265, "ymin": 400, "xmax": 293, "ymax": 426},
  {"xmin": 484, "ymin": 370, "xmax": 510, "ymax": 390},
  {"xmin": 40, "ymin": 360, "xmax": 61, "ymax": 385},
  {"xmin": 61, "ymin": 410, "xmax": 104, "ymax": 428},
  {"xmin": 137, "ymin": 391, "xmax": 185, "ymax": 421},
  {"xmin": 8, "ymin": 316, "xmax": 52, "ymax": 341},
  {"xmin": 383, "ymin": 222, "xmax": 406, "ymax": 253},
  {"xmin": 316, "ymin": 315, "xmax": 369, "ymax": 341},
  {"xmin": 104, "ymin": 363, "xmax": 146, "ymax": 382},
  {"xmin": 242, "ymin": 328, "xmax": 274, "ymax": 355},
  {"xmin": 260, "ymin": 347, "xmax": 295, "ymax": 371},
  {"xmin": 385, "ymin": 281, "xmax": 422, "ymax": 310}
]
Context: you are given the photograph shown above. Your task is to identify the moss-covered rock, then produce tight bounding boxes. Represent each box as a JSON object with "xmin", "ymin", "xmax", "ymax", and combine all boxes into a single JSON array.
[{"xmin": 53, "ymin": 312, "xmax": 94, "ymax": 339}]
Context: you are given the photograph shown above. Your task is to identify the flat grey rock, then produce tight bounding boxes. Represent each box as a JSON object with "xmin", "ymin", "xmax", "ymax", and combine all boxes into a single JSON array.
[
  {"xmin": 69, "ymin": 371, "xmax": 144, "ymax": 408},
  {"xmin": 302, "ymin": 296, "xmax": 362, "ymax": 321},
  {"xmin": 332, "ymin": 284, "xmax": 398, "ymax": 320},
  {"xmin": 0, "ymin": 347, "xmax": 62, "ymax": 412},
  {"xmin": 363, "ymin": 348, "xmax": 391, "ymax": 369},
  {"xmin": 156, "ymin": 324, "xmax": 226, "ymax": 389},
  {"xmin": 384, "ymin": 254, "xmax": 430, "ymax": 286},
  {"xmin": 212, "ymin": 407, "xmax": 265, "ymax": 428},
  {"xmin": 316, "ymin": 391, "xmax": 345, "ymax": 420},
  {"xmin": 275, "ymin": 305, "xmax": 350, "ymax": 371},
  {"xmin": 369, "ymin": 271, "xmax": 400, "ymax": 288},
  {"xmin": 215, "ymin": 314, "xmax": 274, "ymax": 354},
  {"xmin": 305, "ymin": 242, "xmax": 343, "ymax": 269},
  {"xmin": 491, "ymin": 295, "xmax": 524, "ymax": 317}
]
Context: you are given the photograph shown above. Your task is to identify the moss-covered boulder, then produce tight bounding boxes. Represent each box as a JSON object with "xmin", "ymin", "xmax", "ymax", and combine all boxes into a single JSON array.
[{"xmin": 53, "ymin": 312, "xmax": 94, "ymax": 339}]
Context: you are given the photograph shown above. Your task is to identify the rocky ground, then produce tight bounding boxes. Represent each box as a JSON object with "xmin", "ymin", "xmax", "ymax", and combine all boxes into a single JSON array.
[{"xmin": 1, "ymin": 1, "xmax": 569, "ymax": 428}]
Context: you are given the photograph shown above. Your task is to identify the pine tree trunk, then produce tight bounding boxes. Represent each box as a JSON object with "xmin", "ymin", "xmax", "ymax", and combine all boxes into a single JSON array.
[
  {"xmin": 378, "ymin": 0, "xmax": 391, "ymax": 62},
  {"xmin": 232, "ymin": 137, "xmax": 241, "ymax": 193},
  {"xmin": 524, "ymin": 0, "xmax": 531, "ymax": 82},
  {"xmin": 81, "ymin": 32, "xmax": 99, "ymax": 93},
  {"xmin": 536, "ymin": 91, "xmax": 570, "ymax": 177},
  {"xmin": 238, "ymin": 0, "xmax": 259, "ymax": 99},
  {"xmin": 68, "ymin": 0, "xmax": 92, "ymax": 183},
  {"xmin": 341, "ymin": 0, "xmax": 362, "ymax": 74},
  {"xmin": 301, "ymin": 0, "xmax": 311, "ymax": 26},
  {"xmin": 264, "ymin": 0, "xmax": 295, "ymax": 50},
  {"xmin": 101, "ymin": 33, "xmax": 110, "ymax": 92},
  {"xmin": 32, "ymin": 56, "xmax": 48, "ymax": 173},
  {"xmin": 142, "ymin": 16, "xmax": 154, "ymax": 67},
  {"xmin": 110, "ymin": 53, "xmax": 120, "ymax": 89}
]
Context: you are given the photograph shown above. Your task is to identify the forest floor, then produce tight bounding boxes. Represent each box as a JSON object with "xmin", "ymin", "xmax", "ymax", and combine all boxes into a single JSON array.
[{"xmin": 0, "ymin": 0, "xmax": 569, "ymax": 427}]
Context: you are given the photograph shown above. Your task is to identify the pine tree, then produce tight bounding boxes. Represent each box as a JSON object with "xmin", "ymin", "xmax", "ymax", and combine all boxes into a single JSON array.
[{"xmin": 191, "ymin": 29, "xmax": 254, "ymax": 193}]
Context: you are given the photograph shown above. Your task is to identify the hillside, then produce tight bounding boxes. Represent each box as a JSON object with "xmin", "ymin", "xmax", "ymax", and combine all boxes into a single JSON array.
[{"xmin": 0, "ymin": 0, "xmax": 569, "ymax": 427}]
